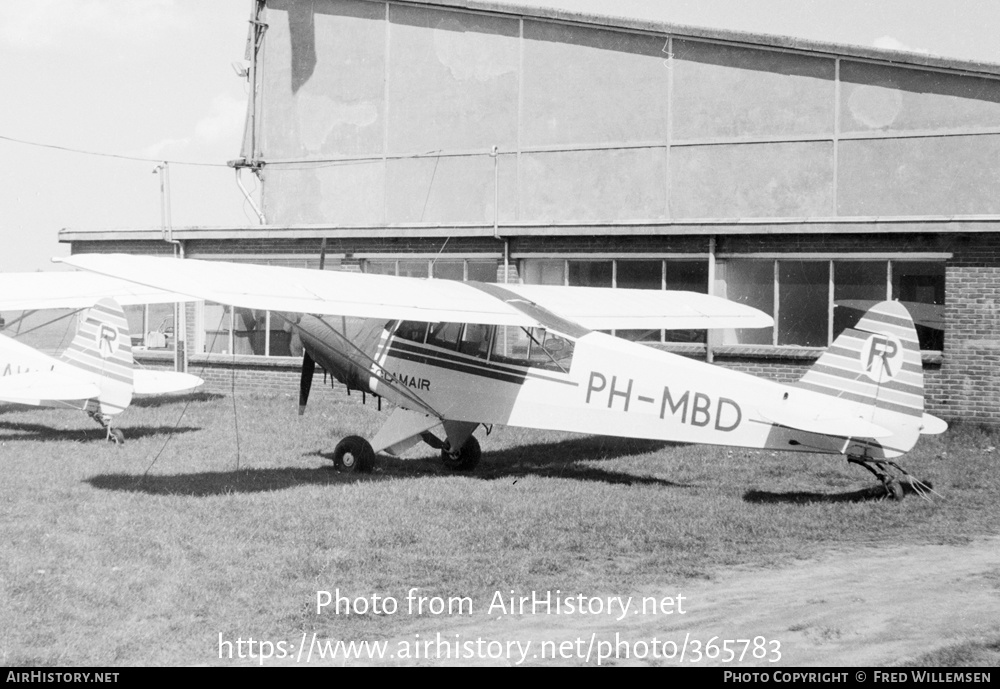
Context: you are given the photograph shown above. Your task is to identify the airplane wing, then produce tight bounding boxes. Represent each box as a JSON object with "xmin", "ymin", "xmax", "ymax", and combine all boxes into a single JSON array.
[
  {"xmin": 502, "ymin": 283, "xmax": 772, "ymax": 330},
  {"xmin": 0, "ymin": 271, "xmax": 196, "ymax": 312},
  {"xmin": 0, "ymin": 371, "xmax": 100, "ymax": 403},
  {"xmin": 57, "ymin": 254, "xmax": 773, "ymax": 332}
]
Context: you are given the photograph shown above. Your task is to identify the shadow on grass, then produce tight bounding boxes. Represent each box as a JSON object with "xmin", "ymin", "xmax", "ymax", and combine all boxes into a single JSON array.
[
  {"xmin": 474, "ymin": 436, "xmax": 688, "ymax": 487},
  {"xmin": 129, "ymin": 390, "xmax": 227, "ymax": 408},
  {"xmin": 744, "ymin": 479, "xmax": 932, "ymax": 504},
  {"xmin": 0, "ymin": 421, "xmax": 200, "ymax": 443},
  {"xmin": 88, "ymin": 435, "xmax": 687, "ymax": 496},
  {"xmin": 87, "ymin": 466, "xmax": 375, "ymax": 496}
]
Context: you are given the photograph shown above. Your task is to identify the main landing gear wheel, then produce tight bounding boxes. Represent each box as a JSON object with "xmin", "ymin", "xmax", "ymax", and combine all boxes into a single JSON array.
[
  {"xmin": 441, "ymin": 435, "xmax": 481, "ymax": 472},
  {"xmin": 333, "ymin": 435, "xmax": 374, "ymax": 473}
]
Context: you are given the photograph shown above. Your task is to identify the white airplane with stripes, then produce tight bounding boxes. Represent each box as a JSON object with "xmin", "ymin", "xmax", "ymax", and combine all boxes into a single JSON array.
[
  {"xmin": 0, "ymin": 273, "xmax": 203, "ymax": 444},
  {"xmin": 60, "ymin": 254, "xmax": 946, "ymax": 498}
]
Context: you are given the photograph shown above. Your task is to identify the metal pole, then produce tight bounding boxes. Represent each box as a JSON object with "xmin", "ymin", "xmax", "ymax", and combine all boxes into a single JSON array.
[
  {"xmin": 154, "ymin": 161, "xmax": 186, "ymax": 373},
  {"xmin": 707, "ymin": 236, "xmax": 716, "ymax": 364}
]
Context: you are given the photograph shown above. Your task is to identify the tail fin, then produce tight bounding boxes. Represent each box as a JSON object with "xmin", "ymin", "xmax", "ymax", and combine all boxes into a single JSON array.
[
  {"xmin": 793, "ymin": 300, "xmax": 928, "ymax": 454},
  {"xmin": 60, "ymin": 298, "xmax": 134, "ymax": 417}
]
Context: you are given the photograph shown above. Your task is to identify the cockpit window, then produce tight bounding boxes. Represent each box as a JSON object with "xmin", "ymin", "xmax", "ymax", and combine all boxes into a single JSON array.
[
  {"xmin": 427, "ymin": 322, "xmax": 463, "ymax": 350},
  {"xmin": 395, "ymin": 321, "xmax": 428, "ymax": 344},
  {"xmin": 492, "ymin": 326, "xmax": 574, "ymax": 372},
  {"xmin": 394, "ymin": 320, "xmax": 575, "ymax": 372},
  {"xmin": 459, "ymin": 323, "xmax": 492, "ymax": 357}
]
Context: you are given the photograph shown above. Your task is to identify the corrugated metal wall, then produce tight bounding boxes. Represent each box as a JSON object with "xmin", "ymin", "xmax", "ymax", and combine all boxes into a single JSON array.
[{"xmin": 252, "ymin": 0, "xmax": 1000, "ymax": 224}]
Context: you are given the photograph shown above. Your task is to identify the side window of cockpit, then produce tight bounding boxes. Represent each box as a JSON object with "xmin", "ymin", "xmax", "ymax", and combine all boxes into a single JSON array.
[
  {"xmin": 427, "ymin": 322, "xmax": 463, "ymax": 350},
  {"xmin": 395, "ymin": 321, "xmax": 428, "ymax": 344},
  {"xmin": 533, "ymin": 330, "xmax": 573, "ymax": 364},
  {"xmin": 491, "ymin": 326, "xmax": 574, "ymax": 371},
  {"xmin": 459, "ymin": 323, "xmax": 492, "ymax": 358}
]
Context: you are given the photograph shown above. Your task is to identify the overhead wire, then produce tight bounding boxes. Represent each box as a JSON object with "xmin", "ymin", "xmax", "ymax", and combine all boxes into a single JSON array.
[
  {"xmin": 139, "ymin": 306, "xmax": 243, "ymax": 480},
  {"xmin": 0, "ymin": 133, "xmax": 230, "ymax": 168}
]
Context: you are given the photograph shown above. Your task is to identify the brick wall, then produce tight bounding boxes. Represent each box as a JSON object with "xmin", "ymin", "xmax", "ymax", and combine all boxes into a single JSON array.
[{"xmin": 940, "ymin": 234, "xmax": 1000, "ymax": 423}]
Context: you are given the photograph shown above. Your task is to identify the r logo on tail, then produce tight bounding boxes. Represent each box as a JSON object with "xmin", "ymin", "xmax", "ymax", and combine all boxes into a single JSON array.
[
  {"xmin": 861, "ymin": 333, "xmax": 902, "ymax": 382},
  {"xmin": 96, "ymin": 323, "xmax": 119, "ymax": 359}
]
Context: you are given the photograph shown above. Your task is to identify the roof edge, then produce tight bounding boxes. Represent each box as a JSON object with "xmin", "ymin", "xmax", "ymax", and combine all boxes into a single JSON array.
[{"xmin": 412, "ymin": 0, "xmax": 1000, "ymax": 77}]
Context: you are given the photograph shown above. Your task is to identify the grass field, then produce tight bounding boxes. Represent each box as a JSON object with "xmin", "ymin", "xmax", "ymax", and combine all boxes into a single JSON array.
[{"xmin": 1, "ymin": 389, "xmax": 999, "ymax": 666}]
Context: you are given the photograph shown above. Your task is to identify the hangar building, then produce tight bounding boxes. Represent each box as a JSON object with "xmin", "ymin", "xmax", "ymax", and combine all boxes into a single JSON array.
[{"xmin": 60, "ymin": 0, "xmax": 1000, "ymax": 423}]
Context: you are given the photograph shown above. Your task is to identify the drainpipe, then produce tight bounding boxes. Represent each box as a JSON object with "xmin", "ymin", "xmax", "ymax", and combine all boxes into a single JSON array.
[
  {"xmin": 234, "ymin": 166, "xmax": 266, "ymax": 224},
  {"xmin": 707, "ymin": 235, "xmax": 716, "ymax": 364},
  {"xmin": 490, "ymin": 145, "xmax": 509, "ymax": 283},
  {"xmin": 153, "ymin": 161, "xmax": 186, "ymax": 373}
]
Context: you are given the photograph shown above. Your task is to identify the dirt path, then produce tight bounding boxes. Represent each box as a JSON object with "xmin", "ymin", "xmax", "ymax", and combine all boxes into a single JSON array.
[{"xmin": 372, "ymin": 537, "xmax": 1000, "ymax": 666}]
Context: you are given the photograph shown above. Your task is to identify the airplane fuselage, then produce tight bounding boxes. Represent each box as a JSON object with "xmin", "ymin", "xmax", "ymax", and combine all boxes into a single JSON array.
[{"xmin": 296, "ymin": 314, "xmax": 919, "ymax": 461}]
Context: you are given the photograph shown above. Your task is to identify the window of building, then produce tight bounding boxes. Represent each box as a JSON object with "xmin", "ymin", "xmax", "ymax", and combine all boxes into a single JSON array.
[
  {"xmin": 521, "ymin": 258, "xmax": 709, "ymax": 344},
  {"xmin": 363, "ymin": 258, "xmax": 500, "ymax": 281},
  {"xmin": 568, "ymin": 260, "xmax": 612, "ymax": 287},
  {"xmin": 520, "ymin": 259, "xmax": 564, "ymax": 285},
  {"xmin": 778, "ymin": 261, "xmax": 829, "ymax": 347},
  {"xmin": 199, "ymin": 303, "xmax": 297, "ymax": 357},
  {"xmin": 715, "ymin": 258, "xmax": 945, "ymax": 350},
  {"xmin": 714, "ymin": 259, "xmax": 775, "ymax": 346},
  {"xmin": 892, "ymin": 261, "xmax": 945, "ymax": 351},
  {"xmin": 125, "ymin": 303, "xmax": 177, "ymax": 351},
  {"xmin": 833, "ymin": 261, "xmax": 887, "ymax": 335}
]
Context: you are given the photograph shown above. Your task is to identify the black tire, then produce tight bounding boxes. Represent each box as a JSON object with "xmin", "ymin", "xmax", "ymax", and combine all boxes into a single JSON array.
[
  {"xmin": 885, "ymin": 479, "xmax": 904, "ymax": 501},
  {"xmin": 441, "ymin": 435, "xmax": 481, "ymax": 471},
  {"xmin": 334, "ymin": 435, "xmax": 374, "ymax": 473},
  {"xmin": 109, "ymin": 429, "xmax": 125, "ymax": 446}
]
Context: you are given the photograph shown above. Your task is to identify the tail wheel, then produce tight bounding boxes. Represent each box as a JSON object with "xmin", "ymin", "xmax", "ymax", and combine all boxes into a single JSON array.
[
  {"xmin": 108, "ymin": 429, "xmax": 125, "ymax": 445},
  {"xmin": 442, "ymin": 435, "xmax": 481, "ymax": 472},
  {"xmin": 333, "ymin": 436, "xmax": 374, "ymax": 473},
  {"xmin": 884, "ymin": 478, "xmax": 904, "ymax": 501}
]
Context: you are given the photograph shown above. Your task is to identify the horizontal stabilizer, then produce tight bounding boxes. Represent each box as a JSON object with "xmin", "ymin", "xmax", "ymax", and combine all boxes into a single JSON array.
[
  {"xmin": 759, "ymin": 404, "xmax": 892, "ymax": 439},
  {"xmin": 0, "ymin": 371, "xmax": 100, "ymax": 403},
  {"xmin": 133, "ymin": 370, "xmax": 204, "ymax": 395},
  {"xmin": 920, "ymin": 413, "xmax": 948, "ymax": 435},
  {"xmin": 370, "ymin": 407, "xmax": 442, "ymax": 455}
]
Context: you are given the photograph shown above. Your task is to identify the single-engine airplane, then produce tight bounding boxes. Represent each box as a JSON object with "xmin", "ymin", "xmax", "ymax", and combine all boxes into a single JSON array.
[
  {"xmin": 0, "ymin": 272, "xmax": 203, "ymax": 443},
  {"xmin": 59, "ymin": 254, "xmax": 947, "ymax": 497}
]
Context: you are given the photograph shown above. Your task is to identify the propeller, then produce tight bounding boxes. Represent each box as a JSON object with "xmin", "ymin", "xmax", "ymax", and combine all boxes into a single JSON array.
[
  {"xmin": 299, "ymin": 238, "xmax": 325, "ymax": 416},
  {"xmin": 299, "ymin": 351, "xmax": 316, "ymax": 415}
]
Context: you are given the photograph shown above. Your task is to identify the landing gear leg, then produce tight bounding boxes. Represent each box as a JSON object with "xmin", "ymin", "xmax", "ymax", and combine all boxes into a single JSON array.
[
  {"xmin": 848, "ymin": 456, "xmax": 902, "ymax": 500},
  {"xmin": 333, "ymin": 435, "xmax": 374, "ymax": 473},
  {"xmin": 89, "ymin": 411, "xmax": 124, "ymax": 446}
]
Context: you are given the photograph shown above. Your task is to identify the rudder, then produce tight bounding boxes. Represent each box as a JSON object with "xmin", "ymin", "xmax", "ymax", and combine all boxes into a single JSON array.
[
  {"xmin": 794, "ymin": 300, "xmax": 925, "ymax": 454},
  {"xmin": 60, "ymin": 297, "xmax": 134, "ymax": 417}
]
